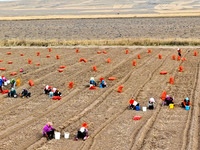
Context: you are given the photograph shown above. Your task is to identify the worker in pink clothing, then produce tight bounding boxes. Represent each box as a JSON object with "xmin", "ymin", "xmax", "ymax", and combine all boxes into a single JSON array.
[{"xmin": 43, "ymin": 122, "xmax": 55, "ymax": 140}]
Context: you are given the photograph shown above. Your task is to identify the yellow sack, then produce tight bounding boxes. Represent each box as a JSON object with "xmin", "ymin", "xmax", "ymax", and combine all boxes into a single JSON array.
[{"xmin": 16, "ymin": 79, "xmax": 20, "ymax": 86}]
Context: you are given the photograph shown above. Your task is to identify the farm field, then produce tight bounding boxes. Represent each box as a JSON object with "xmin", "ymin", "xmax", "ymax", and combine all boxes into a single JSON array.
[
  {"xmin": 0, "ymin": 17, "xmax": 200, "ymax": 41},
  {"xmin": 0, "ymin": 46, "xmax": 199, "ymax": 150}
]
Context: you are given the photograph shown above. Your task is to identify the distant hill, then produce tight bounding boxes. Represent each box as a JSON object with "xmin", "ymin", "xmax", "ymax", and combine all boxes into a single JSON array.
[{"xmin": 0, "ymin": 0, "xmax": 200, "ymax": 18}]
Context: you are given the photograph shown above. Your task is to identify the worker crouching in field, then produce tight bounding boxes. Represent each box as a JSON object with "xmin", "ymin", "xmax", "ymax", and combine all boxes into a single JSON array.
[
  {"xmin": 100, "ymin": 77, "xmax": 107, "ymax": 88},
  {"xmin": 20, "ymin": 88, "xmax": 31, "ymax": 98},
  {"xmin": 148, "ymin": 97, "xmax": 156, "ymax": 110},
  {"xmin": 10, "ymin": 79, "xmax": 16, "ymax": 89},
  {"xmin": 177, "ymin": 48, "xmax": 182, "ymax": 57},
  {"xmin": 181, "ymin": 97, "xmax": 190, "ymax": 108},
  {"xmin": 74, "ymin": 123, "xmax": 88, "ymax": 141},
  {"xmin": 90, "ymin": 77, "xmax": 97, "ymax": 87},
  {"xmin": 54, "ymin": 89, "xmax": 62, "ymax": 97},
  {"xmin": 43, "ymin": 122, "xmax": 56, "ymax": 141},
  {"xmin": 163, "ymin": 95, "xmax": 174, "ymax": 106},
  {"xmin": 128, "ymin": 98, "xmax": 139, "ymax": 110},
  {"xmin": 44, "ymin": 85, "xmax": 52, "ymax": 94},
  {"xmin": 8, "ymin": 88, "xmax": 18, "ymax": 98}
]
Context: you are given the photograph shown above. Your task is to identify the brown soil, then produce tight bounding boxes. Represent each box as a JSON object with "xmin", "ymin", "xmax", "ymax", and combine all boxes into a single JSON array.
[
  {"xmin": 0, "ymin": 17, "xmax": 200, "ymax": 41},
  {"xmin": 0, "ymin": 47, "xmax": 199, "ymax": 150}
]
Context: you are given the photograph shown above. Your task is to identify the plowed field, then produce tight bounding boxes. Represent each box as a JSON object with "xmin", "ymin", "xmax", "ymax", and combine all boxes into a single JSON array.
[{"xmin": 0, "ymin": 47, "xmax": 199, "ymax": 150}]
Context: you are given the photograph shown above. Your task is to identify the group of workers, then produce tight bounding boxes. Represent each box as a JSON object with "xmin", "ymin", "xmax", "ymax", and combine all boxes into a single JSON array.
[
  {"xmin": 90, "ymin": 77, "xmax": 107, "ymax": 88},
  {"xmin": 129, "ymin": 95, "xmax": 190, "ymax": 110},
  {"xmin": 43, "ymin": 122, "xmax": 88, "ymax": 141},
  {"xmin": 44, "ymin": 85, "xmax": 62, "ymax": 97},
  {"xmin": 0, "ymin": 76, "xmax": 31, "ymax": 98}
]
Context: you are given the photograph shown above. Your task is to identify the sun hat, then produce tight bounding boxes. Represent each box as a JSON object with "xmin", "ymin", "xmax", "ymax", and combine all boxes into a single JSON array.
[
  {"xmin": 47, "ymin": 122, "xmax": 53, "ymax": 126},
  {"xmin": 149, "ymin": 98, "xmax": 155, "ymax": 103},
  {"xmin": 82, "ymin": 123, "xmax": 87, "ymax": 128}
]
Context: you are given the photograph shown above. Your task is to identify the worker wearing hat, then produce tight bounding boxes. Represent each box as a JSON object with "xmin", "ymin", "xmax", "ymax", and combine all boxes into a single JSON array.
[
  {"xmin": 177, "ymin": 48, "xmax": 182, "ymax": 57},
  {"xmin": 148, "ymin": 97, "xmax": 156, "ymax": 110},
  {"xmin": 182, "ymin": 97, "xmax": 190, "ymax": 108},
  {"xmin": 129, "ymin": 98, "xmax": 139, "ymax": 110},
  {"xmin": 90, "ymin": 77, "xmax": 97, "ymax": 87},
  {"xmin": 43, "ymin": 122, "xmax": 55, "ymax": 140},
  {"xmin": 74, "ymin": 123, "xmax": 88, "ymax": 141}
]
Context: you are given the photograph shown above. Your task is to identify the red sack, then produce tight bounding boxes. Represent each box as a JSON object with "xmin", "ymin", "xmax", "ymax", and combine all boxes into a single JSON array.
[
  {"xmin": 52, "ymin": 96, "xmax": 61, "ymax": 100},
  {"xmin": 60, "ymin": 66, "xmax": 66, "ymax": 68},
  {"xmin": 69, "ymin": 81, "xmax": 73, "ymax": 88},
  {"xmin": 160, "ymin": 71, "xmax": 167, "ymax": 75},
  {"xmin": 2, "ymin": 90, "xmax": 9, "ymax": 94},
  {"xmin": 133, "ymin": 116, "xmax": 142, "ymax": 120},
  {"xmin": 89, "ymin": 86, "xmax": 97, "ymax": 89},
  {"xmin": 58, "ymin": 69, "xmax": 63, "ymax": 72}
]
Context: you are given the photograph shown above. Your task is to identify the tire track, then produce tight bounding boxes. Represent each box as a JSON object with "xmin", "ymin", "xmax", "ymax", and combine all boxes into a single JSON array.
[{"xmin": 181, "ymin": 61, "xmax": 200, "ymax": 150}]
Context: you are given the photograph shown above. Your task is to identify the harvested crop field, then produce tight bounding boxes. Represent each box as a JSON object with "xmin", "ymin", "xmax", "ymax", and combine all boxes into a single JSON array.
[
  {"xmin": 0, "ymin": 46, "xmax": 199, "ymax": 150},
  {"xmin": 0, "ymin": 17, "xmax": 200, "ymax": 41}
]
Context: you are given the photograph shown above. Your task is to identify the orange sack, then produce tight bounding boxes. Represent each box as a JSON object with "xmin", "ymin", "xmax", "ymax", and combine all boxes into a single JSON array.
[
  {"xmin": 29, "ymin": 80, "xmax": 34, "ymax": 86},
  {"xmin": 169, "ymin": 77, "xmax": 174, "ymax": 84},
  {"xmin": 108, "ymin": 77, "xmax": 116, "ymax": 80},
  {"xmin": 10, "ymin": 72, "xmax": 17, "ymax": 75},
  {"xmin": 161, "ymin": 91, "xmax": 166, "ymax": 100},
  {"xmin": 117, "ymin": 85, "xmax": 124, "ymax": 93}
]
